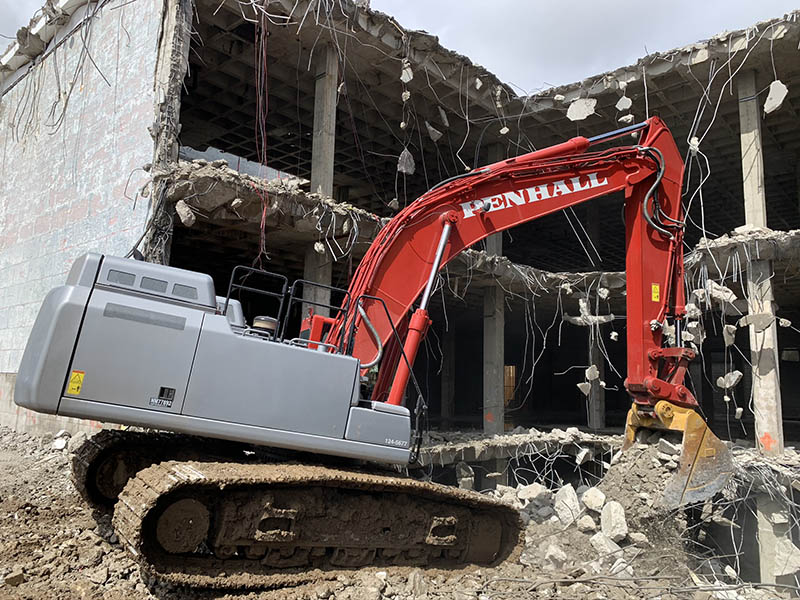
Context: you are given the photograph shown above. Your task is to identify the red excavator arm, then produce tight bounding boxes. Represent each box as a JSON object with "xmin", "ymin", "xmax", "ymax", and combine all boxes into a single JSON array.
[
  {"xmin": 330, "ymin": 117, "xmax": 687, "ymax": 410},
  {"xmin": 325, "ymin": 117, "xmax": 733, "ymax": 506}
]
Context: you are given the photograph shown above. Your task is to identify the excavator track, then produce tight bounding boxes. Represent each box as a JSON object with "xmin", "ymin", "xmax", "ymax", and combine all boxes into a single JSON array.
[
  {"xmin": 70, "ymin": 429, "xmax": 255, "ymax": 509},
  {"xmin": 114, "ymin": 461, "xmax": 523, "ymax": 590}
]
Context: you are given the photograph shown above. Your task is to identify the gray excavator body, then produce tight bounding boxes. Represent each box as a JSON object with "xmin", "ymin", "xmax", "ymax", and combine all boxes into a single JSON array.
[{"xmin": 14, "ymin": 253, "xmax": 411, "ymax": 464}]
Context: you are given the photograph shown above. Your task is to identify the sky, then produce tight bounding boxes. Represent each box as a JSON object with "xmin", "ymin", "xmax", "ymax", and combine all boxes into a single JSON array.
[{"xmin": 2, "ymin": 0, "xmax": 797, "ymax": 91}]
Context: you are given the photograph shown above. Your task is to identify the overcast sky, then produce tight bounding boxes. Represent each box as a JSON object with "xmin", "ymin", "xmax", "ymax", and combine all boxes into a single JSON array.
[{"xmin": 2, "ymin": 0, "xmax": 797, "ymax": 91}]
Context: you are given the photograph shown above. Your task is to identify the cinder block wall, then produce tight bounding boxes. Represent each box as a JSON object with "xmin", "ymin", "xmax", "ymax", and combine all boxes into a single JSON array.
[{"xmin": 0, "ymin": 0, "xmax": 164, "ymax": 431}]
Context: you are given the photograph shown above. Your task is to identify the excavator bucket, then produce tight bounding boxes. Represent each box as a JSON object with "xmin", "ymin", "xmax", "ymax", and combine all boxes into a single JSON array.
[{"xmin": 623, "ymin": 401, "xmax": 735, "ymax": 509}]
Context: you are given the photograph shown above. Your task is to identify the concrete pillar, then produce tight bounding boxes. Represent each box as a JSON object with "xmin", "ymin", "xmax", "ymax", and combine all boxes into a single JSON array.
[
  {"xmin": 310, "ymin": 44, "xmax": 338, "ymax": 197},
  {"xmin": 586, "ymin": 202, "xmax": 605, "ymax": 429},
  {"xmin": 303, "ymin": 44, "xmax": 338, "ymax": 318},
  {"xmin": 441, "ymin": 327, "xmax": 456, "ymax": 428},
  {"xmin": 587, "ymin": 335, "xmax": 605, "ymax": 429},
  {"xmin": 303, "ymin": 245, "xmax": 332, "ymax": 318},
  {"xmin": 756, "ymin": 494, "xmax": 792, "ymax": 584},
  {"xmin": 737, "ymin": 70, "xmax": 783, "ymax": 455},
  {"xmin": 483, "ymin": 285, "xmax": 505, "ymax": 437}
]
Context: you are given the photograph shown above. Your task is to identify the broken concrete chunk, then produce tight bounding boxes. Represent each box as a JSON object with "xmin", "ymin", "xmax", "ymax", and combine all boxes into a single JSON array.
[
  {"xmin": 774, "ymin": 536, "xmax": 800, "ymax": 576},
  {"xmin": 723, "ymin": 324, "xmax": 737, "ymax": 347},
  {"xmin": 610, "ymin": 557, "xmax": 634, "ymax": 577},
  {"xmin": 4, "ymin": 568, "xmax": 25, "ymax": 586},
  {"xmin": 455, "ymin": 462, "xmax": 474, "ymax": 490},
  {"xmin": 600, "ymin": 501, "xmax": 628, "ymax": 542},
  {"xmin": 618, "ymin": 114, "xmax": 635, "ymax": 124},
  {"xmin": 589, "ymin": 532, "xmax": 622, "ymax": 557},
  {"xmin": 738, "ymin": 313, "xmax": 775, "ymax": 333},
  {"xmin": 576, "ymin": 382, "xmax": 591, "ymax": 396},
  {"xmin": 575, "ymin": 448, "xmax": 593, "ymax": 465},
  {"xmin": 763, "ymin": 80, "xmax": 788, "ymax": 114},
  {"xmin": 397, "ymin": 148, "xmax": 415, "ymax": 175},
  {"xmin": 576, "ymin": 514, "xmax": 597, "ymax": 533},
  {"xmin": 581, "ymin": 487, "xmax": 606, "ymax": 512},
  {"xmin": 567, "ymin": 98, "xmax": 597, "ymax": 121},
  {"xmin": 517, "ymin": 482, "xmax": 552, "ymax": 505},
  {"xmin": 437, "ymin": 105, "xmax": 450, "ymax": 128},
  {"xmin": 716, "ymin": 370, "xmax": 743, "ymax": 390},
  {"xmin": 544, "ymin": 543, "xmax": 567, "ymax": 569},
  {"xmin": 425, "ymin": 121, "xmax": 443, "ymax": 142},
  {"xmin": 400, "ymin": 58, "xmax": 413, "ymax": 83},
  {"xmin": 585, "ymin": 365, "xmax": 600, "ymax": 381},
  {"xmin": 52, "ymin": 437, "xmax": 68, "ymax": 451},
  {"xmin": 628, "ymin": 531, "xmax": 649, "ymax": 547},
  {"xmin": 175, "ymin": 199, "xmax": 196, "ymax": 227},
  {"xmin": 554, "ymin": 483, "xmax": 581, "ymax": 526},
  {"xmin": 657, "ymin": 438, "xmax": 681, "ymax": 456},
  {"xmin": 615, "ymin": 95, "xmax": 632, "ymax": 111}
]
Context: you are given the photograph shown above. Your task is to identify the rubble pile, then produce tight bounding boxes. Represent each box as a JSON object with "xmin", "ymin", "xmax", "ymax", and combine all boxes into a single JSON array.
[{"xmin": 0, "ymin": 425, "xmax": 794, "ymax": 599}]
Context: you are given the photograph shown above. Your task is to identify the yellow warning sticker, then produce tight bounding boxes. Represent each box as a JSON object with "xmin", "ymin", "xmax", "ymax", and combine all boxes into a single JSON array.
[
  {"xmin": 67, "ymin": 370, "xmax": 85, "ymax": 395},
  {"xmin": 651, "ymin": 283, "xmax": 661, "ymax": 302}
]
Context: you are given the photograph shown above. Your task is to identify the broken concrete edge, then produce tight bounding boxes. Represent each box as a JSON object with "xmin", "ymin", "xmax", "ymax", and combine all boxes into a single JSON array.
[
  {"xmin": 686, "ymin": 226, "xmax": 800, "ymax": 268},
  {"xmin": 418, "ymin": 427, "xmax": 620, "ymax": 467},
  {"xmin": 267, "ymin": 0, "xmax": 512, "ymax": 115},
  {"xmin": 512, "ymin": 10, "xmax": 800, "ymax": 112},
  {"xmin": 1, "ymin": 0, "xmax": 89, "ymax": 87},
  {"xmin": 162, "ymin": 158, "xmax": 387, "ymax": 240}
]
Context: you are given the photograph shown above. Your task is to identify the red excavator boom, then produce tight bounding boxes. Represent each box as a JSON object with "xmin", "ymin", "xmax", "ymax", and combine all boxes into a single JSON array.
[{"xmin": 322, "ymin": 117, "xmax": 732, "ymax": 506}]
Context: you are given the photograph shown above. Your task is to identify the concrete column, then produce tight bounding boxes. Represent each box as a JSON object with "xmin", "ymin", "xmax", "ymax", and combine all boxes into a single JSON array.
[
  {"xmin": 756, "ymin": 494, "xmax": 792, "ymax": 584},
  {"xmin": 303, "ymin": 44, "xmax": 338, "ymax": 317},
  {"xmin": 586, "ymin": 202, "xmax": 605, "ymax": 429},
  {"xmin": 483, "ymin": 285, "xmax": 505, "ymax": 436},
  {"xmin": 587, "ymin": 335, "xmax": 605, "ymax": 429},
  {"xmin": 737, "ymin": 70, "xmax": 783, "ymax": 455},
  {"xmin": 310, "ymin": 44, "xmax": 338, "ymax": 196},
  {"xmin": 303, "ymin": 245, "xmax": 332, "ymax": 318},
  {"xmin": 441, "ymin": 327, "xmax": 456, "ymax": 428}
]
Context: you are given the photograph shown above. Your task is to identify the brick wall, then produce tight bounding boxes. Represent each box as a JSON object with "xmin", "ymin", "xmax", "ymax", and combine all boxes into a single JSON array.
[{"xmin": 0, "ymin": 0, "xmax": 163, "ymax": 374}]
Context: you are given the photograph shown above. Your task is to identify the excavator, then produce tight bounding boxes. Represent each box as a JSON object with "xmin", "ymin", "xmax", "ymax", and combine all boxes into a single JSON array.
[{"xmin": 14, "ymin": 116, "xmax": 733, "ymax": 588}]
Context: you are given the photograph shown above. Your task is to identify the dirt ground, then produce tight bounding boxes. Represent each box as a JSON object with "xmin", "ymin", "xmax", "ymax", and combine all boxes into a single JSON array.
[{"xmin": 0, "ymin": 426, "xmax": 785, "ymax": 600}]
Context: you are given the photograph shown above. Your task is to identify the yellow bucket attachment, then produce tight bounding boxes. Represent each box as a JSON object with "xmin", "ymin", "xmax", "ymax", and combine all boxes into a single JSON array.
[{"xmin": 623, "ymin": 401, "xmax": 734, "ymax": 509}]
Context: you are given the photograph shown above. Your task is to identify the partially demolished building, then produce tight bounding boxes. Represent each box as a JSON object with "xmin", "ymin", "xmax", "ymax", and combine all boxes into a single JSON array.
[{"xmin": 1, "ymin": 3, "xmax": 799, "ymax": 452}]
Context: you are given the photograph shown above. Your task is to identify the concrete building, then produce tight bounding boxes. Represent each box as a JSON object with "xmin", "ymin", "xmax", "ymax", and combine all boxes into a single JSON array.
[{"xmin": 1, "ymin": 0, "xmax": 799, "ymax": 456}]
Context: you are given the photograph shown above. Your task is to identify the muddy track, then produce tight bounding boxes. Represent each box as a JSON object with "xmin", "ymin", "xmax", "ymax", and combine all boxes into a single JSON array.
[{"xmin": 114, "ymin": 461, "xmax": 523, "ymax": 590}]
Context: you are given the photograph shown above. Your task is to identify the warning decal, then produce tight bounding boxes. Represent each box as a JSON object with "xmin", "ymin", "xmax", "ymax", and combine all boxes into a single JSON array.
[
  {"xmin": 67, "ymin": 370, "xmax": 85, "ymax": 395},
  {"xmin": 651, "ymin": 283, "xmax": 660, "ymax": 302}
]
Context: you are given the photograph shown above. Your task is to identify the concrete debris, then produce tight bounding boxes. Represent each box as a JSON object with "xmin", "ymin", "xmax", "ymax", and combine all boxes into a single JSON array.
[
  {"xmin": 774, "ymin": 536, "xmax": 800, "ymax": 576},
  {"xmin": 499, "ymin": 125, "xmax": 509, "ymax": 135},
  {"xmin": 575, "ymin": 447, "xmax": 593, "ymax": 465},
  {"xmin": 174, "ymin": 199, "xmax": 196, "ymax": 227},
  {"xmin": 51, "ymin": 437, "xmax": 68, "ymax": 451},
  {"xmin": 399, "ymin": 58, "xmax": 413, "ymax": 83},
  {"xmin": 576, "ymin": 382, "xmax": 591, "ymax": 396},
  {"xmin": 437, "ymin": 105, "xmax": 449, "ymax": 128},
  {"xmin": 723, "ymin": 324, "xmax": 737, "ymax": 346},
  {"xmin": 397, "ymin": 148, "xmax": 415, "ymax": 174},
  {"xmin": 455, "ymin": 461, "xmax": 474, "ymax": 490},
  {"xmin": 716, "ymin": 370, "xmax": 743, "ymax": 390},
  {"xmin": 554, "ymin": 483, "xmax": 582, "ymax": 526},
  {"xmin": 618, "ymin": 114, "xmax": 635, "ymax": 124},
  {"xmin": 615, "ymin": 95, "xmax": 632, "ymax": 111},
  {"xmin": 738, "ymin": 313, "xmax": 775, "ymax": 333},
  {"xmin": 401, "ymin": 90, "xmax": 410, "ymax": 102},
  {"xmin": 629, "ymin": 531, "xmax": 649, "ymax": 547},
  {"xmin": 544, "ymin": 544, "xmax": 567, "ymax": 569},
  {"xmin": 600, "ymin": 501, "xmax": 628, "ymax": 542},
  {"xmin": 517, "ymin": 482, "xmax": 552, "ymax": 504},
  {"xmin": 779, "ymin": 318, "xmax": 792, "ymax": 328},
  {"xmin": 582, "ymin": 487, "xmax": 606, "ymax": 512},
  {"xmin": 585, "ymin": 365, "xmax": 600, "ymax": 381},
  {"xmin": 576, "ymin": 514, "xmax": 598, "ymax": 533},
  {"xmin": 763, "ymin": 79, "xmax": 788, "ymax": 114},
  {"xmin": 657, "ymin": 438, "xmax": 681, "ymax": 456},
  {"xmin": 4, "ymin": 568, "xmax": 25, "ymax": 586},
  {"xmin": 566, "ymin": 98, "xmax": 597, "ymax": 121},
  {"xmin": 589, "ymin": 531, "xmax": 622, "ymax": 557},
  {"xmin": 425, "ymin": 120, "xmax": 443, "ymax": 142}
]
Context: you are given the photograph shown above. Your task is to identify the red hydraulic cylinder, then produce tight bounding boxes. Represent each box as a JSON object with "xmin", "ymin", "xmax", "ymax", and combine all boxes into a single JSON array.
[{"xmin": 386, "ymin": 308, "xmax": 431, "ymax": 406}]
